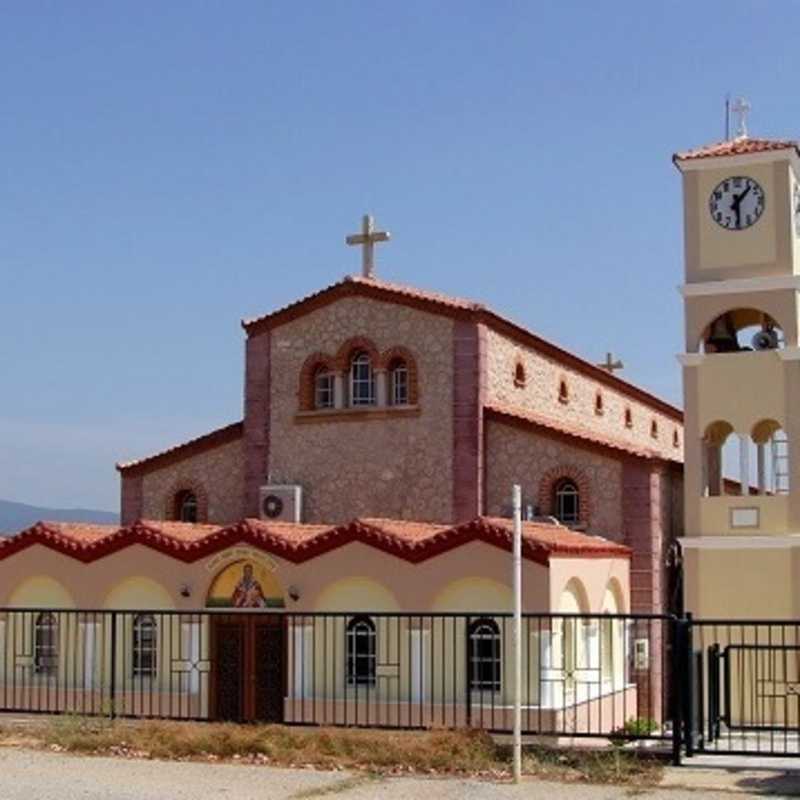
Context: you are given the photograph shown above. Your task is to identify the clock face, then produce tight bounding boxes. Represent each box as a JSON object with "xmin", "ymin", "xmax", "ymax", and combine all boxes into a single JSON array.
[{"xmin": 709, "ymin": 176, "xmax": 765, "ymax": 231}]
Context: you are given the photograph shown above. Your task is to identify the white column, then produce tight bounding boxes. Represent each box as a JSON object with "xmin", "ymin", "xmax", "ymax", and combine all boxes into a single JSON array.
[
  {"xmin": 539, "ymin": 630, "xmax": 562, "ymax": 708},
  {"xmin": 739, "ymin": 434, "xmax": 750, "ymax": 496},
  {"xmin": 375, "ymin": 369, "xmax": 388, "ymax": 406},
  {"xmin": 82, "ymin": 620, "xmax": 97, "ymax": 690},
  {"xmin": 292, "ymin": 624, "xmax": 313, "ymax": 699},
  {"xmin": 512, "ymin": 484, "xmax": 522, "ymax": 784},
  {"xmin": 410, "ymin": 628, "xmax": 428, "ymax": 702},
  {"xmin": 0, "ymin": 617, "xmax": 5, "ymax": 687},
  {"xmin": 182, "ymin": 621, "xmax": 201, "ymax": 694},
  {"xmin": 757, "ymin": 443, "xmax": 767, "ymax": 495},
  {"xmin": 333, "ymin": 372, "xmax": 345, "ymax": 409}
]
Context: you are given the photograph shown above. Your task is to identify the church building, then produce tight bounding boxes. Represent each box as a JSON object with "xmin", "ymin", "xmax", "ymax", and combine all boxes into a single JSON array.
[
  {"xmin": 0, "ymin": 215, "xmax": 684, "ymax": 725},
  {"xmin": 112, "ymin": 217, "xmax": 685, "ymax": 621}
]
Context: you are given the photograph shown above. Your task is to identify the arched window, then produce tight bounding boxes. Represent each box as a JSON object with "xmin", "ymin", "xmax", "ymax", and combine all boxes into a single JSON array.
[
  {"xmin": 701, "ymin": 309, "xmax": 784, "ymax": 354},
  {"xmin": 314, "ymin": 366, "xmax": 335, "ymax": 409},
  {"xmin": 174, "ymin": 490, "xmax": 198, "ymax": 523},
  {"xmin": 514, "ymin": 362, "xmax": 526, "ymax": 388},
  {"xmin": 673, "ymin": 429, "xmax": 680, "ymax": 448},
  {"xmin": 624, "ymin": 407, "xmax": 633, "ymax": 428},
  {"xmin": 595, "ymin": 391, "xmax": 604, "ymax": 415},
  {"xmin": 389, "ymin": 359, "xmax": 409, "ymax": 405},
  {"xmin": 346, "ymin": 615, "xmax": 376, "ymax": 686},
  {"xmin": 554, "ymin": 479, "xmax": 580, "ymax": 525},
  {"xmin": 651, "ymin": 419, "xmax": 659, "ymax": 439},
  {"xmin": 34, "ymin": 612, "xmax": 58, "ymax": 675},
  {"xmin": 132, "ymin": 614, "xmax": 157, "ymax": 678},
  {"xmin": 349, "ymin": 351, "xmax": 375, "ymax": 406},
  {"xmin": 468, "ymin": 618, "xmax": 501, "ymax": 693},
  {"xmin": 558, "ymin": 379, "xmax": 569, "ymax": 404}
]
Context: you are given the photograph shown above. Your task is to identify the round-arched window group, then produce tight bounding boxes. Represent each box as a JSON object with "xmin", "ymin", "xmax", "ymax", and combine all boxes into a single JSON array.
[{"xmin": 301, "ymin": 340, "xmax": 418, "ymax": 412}]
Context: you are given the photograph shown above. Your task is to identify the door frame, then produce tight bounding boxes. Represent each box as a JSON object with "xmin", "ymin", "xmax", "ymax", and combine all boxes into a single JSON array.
[{"xmin": 209, "ymin": 613, "xmax": 287, "ymax": 722}]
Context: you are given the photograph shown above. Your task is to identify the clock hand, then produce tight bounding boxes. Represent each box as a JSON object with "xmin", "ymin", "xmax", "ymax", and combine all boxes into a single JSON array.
[{"xmin": 729, "ymin": 195, "xmax": 742, "ymax": 228}]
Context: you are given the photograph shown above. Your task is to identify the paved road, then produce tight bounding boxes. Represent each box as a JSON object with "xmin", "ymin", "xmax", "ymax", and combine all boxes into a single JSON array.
[{"xmin": 0, "ymin": 747, "xmax": 792, "ymax": 799}]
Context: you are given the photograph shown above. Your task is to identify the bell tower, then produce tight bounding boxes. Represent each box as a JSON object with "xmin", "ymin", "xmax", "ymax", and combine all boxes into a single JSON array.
[{"xmin": 674, "ymin": 129, "xmax": 800, "ymax": 617}]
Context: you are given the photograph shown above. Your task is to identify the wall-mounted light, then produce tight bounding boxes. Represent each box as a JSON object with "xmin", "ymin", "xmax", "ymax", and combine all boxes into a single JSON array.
[
  {"xmin": 180, "ymin": 584, "xmax": 192, "ymax": 599},
  {"xmin": 288, "ymin": 586, "xmax": 301, "ymax": 602}
]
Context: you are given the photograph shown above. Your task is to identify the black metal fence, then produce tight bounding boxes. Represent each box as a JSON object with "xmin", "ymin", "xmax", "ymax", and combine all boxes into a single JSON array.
[
  {"xmin": 0, "ymin": 609, "xmax": 673, "ymax": 745},
  {"xmin": 683, "ymin": 617, "xmax": 800, "ymax": 757}
]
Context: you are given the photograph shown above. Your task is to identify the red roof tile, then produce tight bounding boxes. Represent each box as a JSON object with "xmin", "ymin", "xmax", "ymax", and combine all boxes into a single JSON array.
[
  {"xmin": 674, "ymin": 137, "xmax": 800, "ymax": 162},
  {"xmin": 117, "ymin": 421, "xmax": 244, "ymax": 474},
  {"xmin": 485, "ymin": 403, "xmax": 680, "ymax": 464},
  {"xmin": 0, "ymin": 516, "xmax": 630, "ymax": 566}
]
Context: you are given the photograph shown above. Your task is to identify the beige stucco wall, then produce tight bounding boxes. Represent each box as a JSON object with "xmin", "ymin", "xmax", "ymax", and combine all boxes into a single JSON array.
[
  {"xmin": 267, "ymin": 296, "xmax": 455, "ymax": 523},
  {"xmin": 484, "ymin": 419, "xmax": 624, "ymax": 539},
  {"xmin": 139, "ymin": 438, "xmax": 245, "ymax": 523},
  {"xmin": 548, "ymin": 558, "xmax": 630, "ymax": 614},
  {"xmin": 681, "ymin": 159, "xmax": 797, "ymax": 282},
  {"xmin": 0, "ymin": 538, "xmax": 631, "ymax": 616},
  {"xmin": 683, "ymin": 545, "xmax": 798, "ymax": 619},
  {"xmin": 484, "ymin": 328, "xmax": 682, "ymax": 463}
]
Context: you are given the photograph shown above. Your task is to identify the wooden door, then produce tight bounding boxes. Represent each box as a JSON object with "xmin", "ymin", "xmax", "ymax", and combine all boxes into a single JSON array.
[
  {"xmin": 252, "ymin": 617, "xmax": 286, "ymax": 723},
  {"xmin": 212, "ymin": 617, "xmax": 247, "ymax": 722},
  {"xmin": 211, "ymin": 615, "xmax": 285, "ymax": 723}
]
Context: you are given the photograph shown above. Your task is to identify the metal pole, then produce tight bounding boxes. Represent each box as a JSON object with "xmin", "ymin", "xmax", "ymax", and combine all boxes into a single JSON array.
[{"xmin": 512, "ymin": 484, "xmax": 522, "ymax": 783}]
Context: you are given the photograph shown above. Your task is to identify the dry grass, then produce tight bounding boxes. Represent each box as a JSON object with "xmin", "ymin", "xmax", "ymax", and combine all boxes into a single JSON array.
[{"xmin": 0, "ymin": 716, "xmax": 664, "ymax": 786}]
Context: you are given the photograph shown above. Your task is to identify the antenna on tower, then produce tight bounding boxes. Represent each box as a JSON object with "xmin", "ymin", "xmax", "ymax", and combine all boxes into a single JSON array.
[{"xmin": 725, "ymin": 94, "xmax": 731, "ymax": 141}]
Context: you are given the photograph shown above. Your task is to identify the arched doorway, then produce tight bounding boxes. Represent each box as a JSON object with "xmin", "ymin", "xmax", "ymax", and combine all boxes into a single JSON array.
[{"xmin": 206, "ymin": 558, "xmax": 286, "ymax": 723}]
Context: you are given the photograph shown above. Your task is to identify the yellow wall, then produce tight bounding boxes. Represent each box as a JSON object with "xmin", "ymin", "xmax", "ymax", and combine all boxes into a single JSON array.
[
  {"xmin": 430, "ymin": 577, "xmax": 511, "ymax": 613},
  {"xmin": 682, "ymin": 159, "xmax": 796, "ymax": 282},
  {"xmin": 104, "ymin": 576, "xmax": 175, "ymax": 610},
  {"xmin": 7, "ymin": 576, "xmax": 75, "ymax": 608},
  {"xmin": 683, "ymin": 546, "xmax": 795, "ymax": 619},
  {"xmin": 313, "ymin": 576, "xmax": 400, "ymax": 612}
]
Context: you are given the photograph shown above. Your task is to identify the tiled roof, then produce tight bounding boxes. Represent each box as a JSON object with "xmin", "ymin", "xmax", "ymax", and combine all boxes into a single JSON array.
[
  {"xmin": 0, "ymin": 516, "xmax": 630, "ymax": 566},
  {"xmin": 117, "ymin": 421, "xmax": 244, "ymax": 474},
  {"xmin": 241, "ymin": 275, "xmax": 682, "ymax": 421},
  {"xmin": 674, "ymin": 137, "xmax": 800, "ymax": 162},
  {"xmin": 485, "ymin": 403, "xmax": 681, "ymax": 464},
  {"xmin": 241, "ymin": 275, "xmax": 482, "ymax": 332}
]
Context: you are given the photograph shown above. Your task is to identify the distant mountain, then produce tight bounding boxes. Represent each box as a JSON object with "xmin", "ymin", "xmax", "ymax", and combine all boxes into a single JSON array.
[{"xmin": 0, "ymin": 499, "xmax": 118, "ymax": 536}]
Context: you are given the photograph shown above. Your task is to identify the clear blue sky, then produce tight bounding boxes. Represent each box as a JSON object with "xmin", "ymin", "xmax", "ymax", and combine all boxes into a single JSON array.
[{"xmin": 1, "ymin": 2, "xmax": 797, "ymax": 511}]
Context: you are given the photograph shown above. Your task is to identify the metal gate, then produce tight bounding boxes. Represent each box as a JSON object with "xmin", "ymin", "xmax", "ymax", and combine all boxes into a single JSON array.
[{"xmin": 683, "ymin": 618, "xmax": 800, "ymax": 757}]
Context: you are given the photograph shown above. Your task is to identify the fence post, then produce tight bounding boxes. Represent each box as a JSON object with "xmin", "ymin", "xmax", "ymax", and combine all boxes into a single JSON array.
[
  {"xmin": 465, "ymin": 616, "xmax": 471, "ymax": 728},
  {"xmin": 682, "ymin": 612, "xmax": 694, "ymax": 758},
  {"xmin": 670, "ymin": 615, "xmax": 683, "ymax": 766},
  {"xmin": 109, "ymin": 612, "xmax": 117, "ymax": 720}
]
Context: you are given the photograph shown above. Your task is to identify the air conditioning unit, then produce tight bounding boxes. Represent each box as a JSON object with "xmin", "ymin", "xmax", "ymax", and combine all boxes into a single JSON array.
[{"xmin": 259, "ymin": 485, "xmax": 303, "ymax": 523}]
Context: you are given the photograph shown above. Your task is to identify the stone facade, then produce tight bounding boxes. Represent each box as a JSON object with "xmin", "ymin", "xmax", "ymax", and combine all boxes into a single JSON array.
[
  {"xmin": 116, "ymin": 278, "xmax": 685, "ymax": 621},
  {"xmin": 485, "ymin": 419, "xmax": 624, "ymax": 540},
  {"xmin": 263, "ymin": 295, "xmax": 455, "ymax": 523},
  {"xmin": 485, "ymin": 328, "xmax": 683, "ymax": 462},
  {"xmin": 138, "ymin": 437, "xmax": 245, "ymax": 524}
]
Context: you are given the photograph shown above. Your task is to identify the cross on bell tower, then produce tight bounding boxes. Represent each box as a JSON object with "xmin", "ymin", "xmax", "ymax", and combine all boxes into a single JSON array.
[
  {"xmin": 346, "ymin": 214, "xmax": 391, "ymax": 279},
  {"xmin": 730, "ymin": 96, "xmax": 751, "ymax": 140}
]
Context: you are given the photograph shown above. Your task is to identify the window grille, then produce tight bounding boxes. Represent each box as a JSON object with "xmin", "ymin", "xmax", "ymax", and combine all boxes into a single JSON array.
[
  {"xmin": 468, "ymin": 618, "xmax": 501, "ymax": 692},
  {"xmin": 132, "ymin": 614, "xmax": 157, "ymax": 678},
  {"xmin": 555, "ymin": 479, "xmax": 580, "ymax": 525},
  {"xmin": 349, "ymin": 352, "xmax": 375, "ymax": 406},
  {"xmin": 314, "ymin": 367, "xmax": 335, "ymax": 409},
  {"xmin": 177, "ymin": 492, "xmax": 198, "ymax": 523},
  {"xmin": 390, "ymin": 361, "xmax": 408, "ymax": 405},
  {"xmin": 34, "ymin": 612, "xmax": 58, "ymax": 675},
  {"xmin": 346, "ymin": 615, "xmax": 376, "ymax": 686}
]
